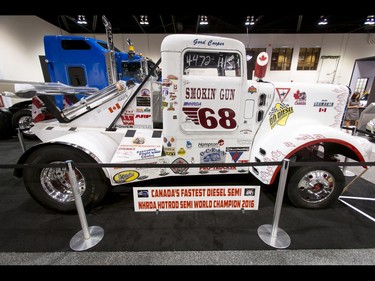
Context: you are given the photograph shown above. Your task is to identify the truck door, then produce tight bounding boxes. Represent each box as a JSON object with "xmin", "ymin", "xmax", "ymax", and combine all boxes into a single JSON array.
[{"xmin": 180, "ymin": 51, "xmax": 242, "ymax": 133}]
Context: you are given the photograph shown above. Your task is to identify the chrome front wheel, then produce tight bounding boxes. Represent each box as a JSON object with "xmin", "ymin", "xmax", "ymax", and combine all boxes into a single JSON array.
[{"xmin": 287, "ymin": 166, "xmax": 344, "ymax": 209}]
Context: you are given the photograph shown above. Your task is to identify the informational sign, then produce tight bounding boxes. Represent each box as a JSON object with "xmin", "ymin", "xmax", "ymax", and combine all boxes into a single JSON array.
[
  {"xmin": 111, "ymin": 130, "xmax": 162, "ymax": 163},
  {"xmin": 133, "ymin": 185, "xmax": 260, "ymax": 212}
]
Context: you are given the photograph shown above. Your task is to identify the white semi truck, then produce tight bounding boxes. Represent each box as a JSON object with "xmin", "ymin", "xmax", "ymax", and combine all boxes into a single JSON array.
[{"xmin": 13, "ymin": 34, "xmax": 372, "ymax": 213}]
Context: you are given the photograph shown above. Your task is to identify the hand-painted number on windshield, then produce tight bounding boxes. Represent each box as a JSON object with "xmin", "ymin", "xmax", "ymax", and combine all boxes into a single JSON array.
[{"xmin": 198, "ymin": 108, "xmax": 236, "ymax": 129}]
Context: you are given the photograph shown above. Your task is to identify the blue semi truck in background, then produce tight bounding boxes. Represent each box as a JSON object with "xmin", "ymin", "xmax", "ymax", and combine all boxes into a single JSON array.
[
  {"xmin": 0, "ymin": 16, "xmax": 160, "ymax": 139},
  {"xmin": 44, "ymin": 34, "xmax": 160, "ymax": 109}
]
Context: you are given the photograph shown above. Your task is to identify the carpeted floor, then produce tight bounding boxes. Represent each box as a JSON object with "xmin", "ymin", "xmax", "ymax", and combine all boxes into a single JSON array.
[{"xmin": 0, "ymin": 137, "xmax": 374, "ymax": 252}]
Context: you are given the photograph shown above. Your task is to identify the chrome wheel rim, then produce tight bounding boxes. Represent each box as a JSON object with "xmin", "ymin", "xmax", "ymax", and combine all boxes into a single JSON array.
[
  {"xmin": 40, "ymin": 161, "xmax": 86, "ymax": 203},
  {"xmin": 296, "ymin": 170, "xmax": 335, "ymax": 204}
]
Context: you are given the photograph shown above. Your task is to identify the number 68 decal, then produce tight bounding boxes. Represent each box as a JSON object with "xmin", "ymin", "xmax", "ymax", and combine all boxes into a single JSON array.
[{"xmin": 199, "ymin": 108, "xmax": 236, "ymax": 129}]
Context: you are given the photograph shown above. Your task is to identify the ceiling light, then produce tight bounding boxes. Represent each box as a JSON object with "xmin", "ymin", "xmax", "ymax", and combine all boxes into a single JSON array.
[
  {"xmin": 245, "ymin": 16, "xmax": 255, "ymax": 26},
  {"xmin": 199, "ymin": 15, "xmax": 208, "ymax": 25},
  {"xmin": 77, "ymin": 15, "xmax": 87, "ymax": 25},
  {"xmin": 365, "ymin": 15, "xmax": 375, "ymax": 25},
  {"xmin": 140, "ymin": 15, "xmax": 149, "ymax": 25},
  {"xmin": 318, "ymin": 16, "xmax": 328, "ymax": 25}
]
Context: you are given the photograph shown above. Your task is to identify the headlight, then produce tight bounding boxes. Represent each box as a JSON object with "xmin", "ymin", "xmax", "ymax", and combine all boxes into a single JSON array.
[{"xmin": 368, "ymin": 119, "xmax": 375, "ymax": 127}]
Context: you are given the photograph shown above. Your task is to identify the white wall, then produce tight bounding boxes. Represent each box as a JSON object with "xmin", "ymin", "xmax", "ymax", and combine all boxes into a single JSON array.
[
  {"xmin": 0, "ymin": 16, "xmax": 68, "ymax": 82},
  {"xmin": 1, "ymin": 16, "xmax": 375, "ymax": 87}
]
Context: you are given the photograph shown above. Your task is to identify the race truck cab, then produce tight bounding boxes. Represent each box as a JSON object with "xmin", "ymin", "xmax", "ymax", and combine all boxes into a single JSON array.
[{"xmin": 13, "ymin": 34, "xmax": 372, "ymax": 213}]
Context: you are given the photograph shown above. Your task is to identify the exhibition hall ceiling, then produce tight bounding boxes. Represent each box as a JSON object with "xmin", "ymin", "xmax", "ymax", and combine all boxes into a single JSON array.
[{"xmin": 37, "ymin": 15, "xmax": 375, "ymax": 34}]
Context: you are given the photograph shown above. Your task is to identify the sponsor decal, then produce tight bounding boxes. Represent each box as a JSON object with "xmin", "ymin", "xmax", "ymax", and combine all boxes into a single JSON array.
[
  {"xmin": 198, "ymin": 142, "xmax": 218, "ymax": 148},
  {"xmin": 120, "ymin": 114, "xmax": 135, "ymax": 126},
  {"xmin": 269, "ymin": 103, "xmax": 294, "ymax": 129},
  {"xmin": 136, "ymin": 97, "xmax": 150, "ymax": 107},
  {"xmin": 240, "ymin": 129, "xmax": 252, "ymax": 134},
  {"xmin": 169, "ymin": 93, "xmax": 177, "ymax": 100},
  {"xmin": 137, "ymin": 148, "xmax": 162, "ymax": 159},
  {"xmin": 200, "ymin": 148, "xmax": 225, "ymax": 163},
  {"xmin": 183, "ymin": 101, "xmax": 202, "ymax": 106},
  {"xmin": 164, "ymin": 147, "xmax": 176, "ymax": 156},
  {"xmin": 141, "ymin": 89, "xmax": 150, "ymax": 96},
  {"xmin": 293, "ymin": 90, "xmax": 306, "ymax": 105},
  {"xmin": 167, "ymin": 102, "xmax": 175, "ymax": 111},
  {"xmin": 162, "ymin": 88, "xmax": 169, "ymax": 96},
  {"xmin": 135, "ymin": 114, "xmax": 151, "ymax": 119},
  {"xmin": 133, "ymin": 137, "xmax": 145, "ymax": 144},
  {"xmin": 167, "ymin": 74, "xmax": 178, "ymax": 80},
  {"xmin": 162, "ymin": 101, "xmax": 168, "ymax": 110},
  {"xmin": 163, "ymin": 136, "xmax": 175, "ymax": 147},
  {"xmin": 162, "ymin": 79, "xmax": 172, "ymax": 86},
  {"xmin": 113, "ymin": 170, "xmax": 139, "ymax": 183},
  {"xmin": 226, "ymin": 147, "xmax": 249, "ymax": 163},
  {"xmin": 137, "ymin": 190, "xmax": 149, "ymax": 198},
  {"xmin": 247, "ymin": 85, "xmax": 257, "ymax": 93},
  {"xmin": 178, "ymin": 148, "xmax": 186, "ymax": 156},
  {"xmin": 171, "ymin": 157, "xmax": 189, "ymax": 174},
  {"xmin": 186, "ymin": 141, "xmax": 192, "ymax": 148},
  {"xmin": 276, "ymin": 88, "xmax": 291, "ymax": 103},
  {"xmin": 164, "ymin": 136, "xmax": 176, "ymax": 156},
  {"xmin": 313, "ymin": 100, "xmax": 334, "ymax": 107}
]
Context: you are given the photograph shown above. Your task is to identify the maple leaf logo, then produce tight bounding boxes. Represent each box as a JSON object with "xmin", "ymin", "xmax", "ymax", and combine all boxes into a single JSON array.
[{"xmin": 259, "ymin": 55, "xmax": 267, "ymax": 61}]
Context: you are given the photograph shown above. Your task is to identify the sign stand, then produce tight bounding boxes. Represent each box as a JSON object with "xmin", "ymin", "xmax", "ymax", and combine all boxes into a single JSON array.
[
  {"xmin": 66, "ymin": 160, "xmax": 104, "ymax": 251},
  {"xmin": 258, "ymin": 159, "xmax": 291, "ymax": 249}
]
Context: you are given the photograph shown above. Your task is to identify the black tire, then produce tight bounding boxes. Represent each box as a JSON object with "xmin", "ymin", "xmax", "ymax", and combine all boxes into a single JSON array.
[
  {"xmin": 286, "ymin": 165, "xmax": 345, "ymax": 209},
  {"xmin": 23, "ymin": 144, "xmax": 109, "ymax": 213},
  {"xmin": 11, "ymin": 109, "xmax": 36, "ymax": 139},
  {"xmin": 0, "ymin": 110, "xmax": 15, "ymax": 139}
]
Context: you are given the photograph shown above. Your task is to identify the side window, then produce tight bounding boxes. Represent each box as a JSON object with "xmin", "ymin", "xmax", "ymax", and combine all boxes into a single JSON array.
[
  {"xmin": 61, "ymin": 40, "xmax": 91, "ymax": 50},
  {"xmin": 68, "ymin": 67, "xmax": 87, "ymax": 86},
  {"xmin": 183, "ymin": 52, "xmax": 241, "ymax": 77}
]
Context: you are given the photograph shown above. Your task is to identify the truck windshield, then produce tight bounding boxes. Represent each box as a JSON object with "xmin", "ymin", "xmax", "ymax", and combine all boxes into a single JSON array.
[
  {"xmin": 183, "ymin": 51, "xmax": 241, "ymax": 77},
  {"xmin": 122, "ymin": 60, "xmax": 159, "ymax": 83}
]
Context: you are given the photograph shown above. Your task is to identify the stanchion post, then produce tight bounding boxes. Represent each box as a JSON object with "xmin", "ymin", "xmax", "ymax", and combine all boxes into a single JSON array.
[
  {"xmin": 257, "ymin": 159, "xmax": 291, "ymax": 249},
  {"xmin": 66, "ymin": 160, "xmax": 104, "ymax": 251},
  {"xmin": 17, "ymin": 128, "xmax": 26, "ymax": 153}
]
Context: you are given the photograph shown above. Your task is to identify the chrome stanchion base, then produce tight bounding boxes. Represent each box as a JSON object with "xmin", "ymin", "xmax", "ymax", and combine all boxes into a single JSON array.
[
  {"xmin": 257, "ymin": 224, "xmax": 291, "ymax": 249},
  {"xmin": 70, "ymin": 226, "xmax": 104, "ymax": 251}
]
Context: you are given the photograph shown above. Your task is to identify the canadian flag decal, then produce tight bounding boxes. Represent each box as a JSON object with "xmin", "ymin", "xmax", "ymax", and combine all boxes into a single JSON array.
[{"xmin": 108, "ymin": 103, "xmax": 121, "ymax": 113}]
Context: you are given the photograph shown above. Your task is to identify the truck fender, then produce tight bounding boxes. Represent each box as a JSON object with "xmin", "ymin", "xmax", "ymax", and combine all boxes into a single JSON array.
[
  {"xmin": 14, "ymin": 131, "xmax": 119, "ymax": 179},
  {"xmin": 250, "ymin": 125, "xmax": 372, "ymax": 185}
]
